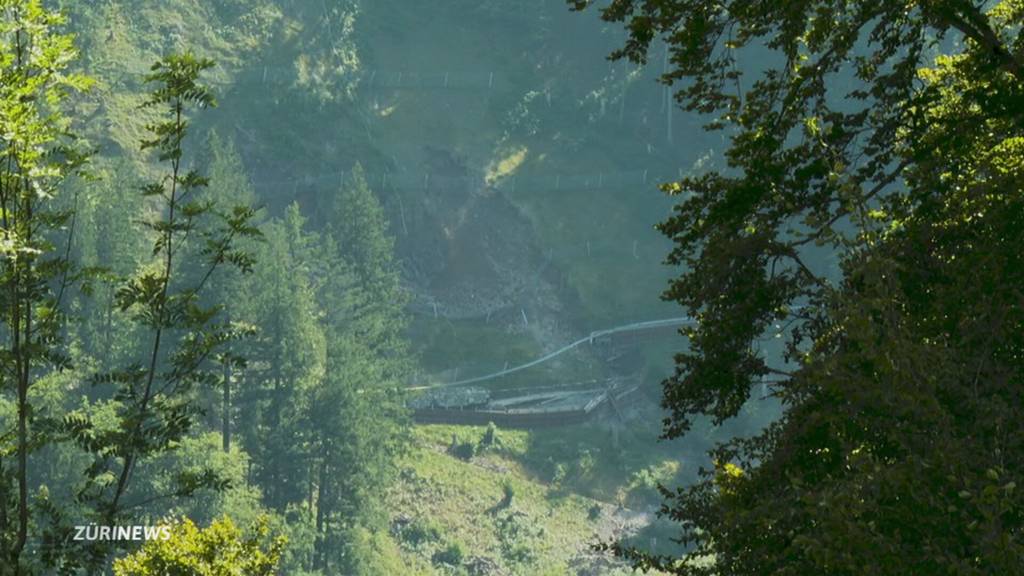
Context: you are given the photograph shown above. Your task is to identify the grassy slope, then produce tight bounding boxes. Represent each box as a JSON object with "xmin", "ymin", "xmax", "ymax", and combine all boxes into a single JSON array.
[
  {"xmin": 389, "ymin": 423, "xmax": 688, "ymax": 575},
  {"xmin": 390, "ymin": 400, "xmax": 779, "ymax": 574}
]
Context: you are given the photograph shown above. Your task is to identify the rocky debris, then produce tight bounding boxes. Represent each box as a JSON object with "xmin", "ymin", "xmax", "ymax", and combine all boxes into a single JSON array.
[
  {"xmin": 465, "ymin": 555, "xmax": 508, "ymax": 576},
  {"xmin": 569, "ymin": 553, "xmax": 632, "ymax": 576}
]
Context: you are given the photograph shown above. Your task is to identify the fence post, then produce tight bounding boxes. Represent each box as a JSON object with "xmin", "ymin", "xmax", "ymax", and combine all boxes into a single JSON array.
[{"xmin": 398, "ymin": 194, "xmax": 408, "ymax": 235}]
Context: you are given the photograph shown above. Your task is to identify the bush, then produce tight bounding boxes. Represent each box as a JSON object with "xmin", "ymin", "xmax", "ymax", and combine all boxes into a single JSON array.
[
  {"xmin": 449, "ymin": 441, "xmax": 477, "ymax": 461},
  {"xmin": 400, "ymin": 518, "xmax": 442, "ymax": 547},
  {"xmin": 494, "ymin": 510, "xmax": 542, "ymax": 567},
  {"xmin": 345, "ymin": 527, "xmax": 408, "ymax": 576},
  {"xmin": 479, "ymin": 422, "xmax": 500, "ymax": 450},
  {"xmin": 626, "ymin": 461, "xmax": 679, "ymax": 505},
  {"xmin": 498, "ymin": 478, "xmax": 515, "ymax": 509},
  {"xmin": 432, "ymin": 541, "xmax": 466, "ymax": 567},
  {"xmin": 112, "ymin": 516, "xmax": 285, "ymax": 576},
  {"xmin": 551, "ymin": 462, "xmax": 568, "ymax": 487}
]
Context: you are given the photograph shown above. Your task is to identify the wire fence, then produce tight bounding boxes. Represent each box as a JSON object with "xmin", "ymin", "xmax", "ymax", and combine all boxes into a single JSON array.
[
  {"xmin": 89, "ymin": 65, "xmax": 510, "ymax": 91},
  {"xmin": 252, "ymin": 165, "xmax": 695, "ymax": 195}
]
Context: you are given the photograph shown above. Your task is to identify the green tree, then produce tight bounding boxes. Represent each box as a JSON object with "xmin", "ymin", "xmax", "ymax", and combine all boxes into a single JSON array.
[
  {"xmin": 128, "ymin": 432, "xmax": 266, "ymax": 530},
  {"xmin": 326, "ymin": 163, "xmax": 408, "ymax": 360},
  {"xmin": 112, "ymin": 516, "xmax": 285, "ymax": 576},
  {"xmin": 0, "ymin": 2, "xmax": 91, "ymax": 572},
  {"xmin": 288, "ymin": 0, "xmax": 361, "ymax": 102},
  {"xmin": 236, "ymin": 205, "xmax": 325, "ymax": 513},
  {"xmin": 198, "ymin": 130, "xmax": 262, "ymax": 453},
  {"xmin": 56, "ymin": 55, "xmax": 261, "ymax": 575},
  {"xmin": 574, "ymin": 0, "xmax": 1024, "ymax": 573},
  {"xmin": 306, "ymin": 165, "xmax": 410, "ymax": 573},
  {"xmin": 67, "ymin": 159, "xmax": 147, "ymax": 372}
]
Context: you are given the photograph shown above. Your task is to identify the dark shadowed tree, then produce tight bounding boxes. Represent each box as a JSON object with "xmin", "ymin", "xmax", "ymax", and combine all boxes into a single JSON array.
[{"xmin": 572, "ymin": 0, "xmax": 1023, "ymax": 573}]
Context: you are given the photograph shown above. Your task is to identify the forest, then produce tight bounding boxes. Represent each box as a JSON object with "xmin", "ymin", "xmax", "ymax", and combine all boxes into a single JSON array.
[{"xmin": 0, "ymin": 0, "xmax": 1020, "ymax": 575}]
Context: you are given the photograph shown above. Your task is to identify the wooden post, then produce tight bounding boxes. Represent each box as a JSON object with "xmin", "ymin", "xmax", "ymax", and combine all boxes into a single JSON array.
[
  {"xmin": 619, "ymin": 85, "xmax": 626, "ymax": 124},
  {"xmin": 667, "ymin": 90, "xmax": 674, "ymax": 145},
  {"xmin": 398, "ymin": 195, "xmax": 408, "ymax": 235}
]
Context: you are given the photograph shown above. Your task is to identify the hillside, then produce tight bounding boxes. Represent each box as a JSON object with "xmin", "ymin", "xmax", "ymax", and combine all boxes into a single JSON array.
[{"xmin": 54, "ymin": 1, "xmax": 738, "ymax": 573}]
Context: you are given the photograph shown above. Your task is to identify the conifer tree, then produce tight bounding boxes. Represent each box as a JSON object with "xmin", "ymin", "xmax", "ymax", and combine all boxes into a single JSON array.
[
  {"xmin": 307, "ymin": 164, "xmax": 410, "ymax": 572},
  {"xmin": 199, "ymin": 130, "xmax": 261, "ymax": 452},
  {"xmin": 68, "ymin": 159, "xmax": 147, "ymax": 372},
  {"xmin": 236, "ymin": 205, "xmax": 325, "ymax": 512}
]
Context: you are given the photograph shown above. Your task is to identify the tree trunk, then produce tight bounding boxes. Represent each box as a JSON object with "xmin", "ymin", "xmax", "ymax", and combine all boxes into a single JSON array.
[
  {"xmin": 222, "ymin": 360, "xmax": 232, "ymax": 452},
  {"xmin": 314, "ymin": 455, "xmax": 329, "ymax": 571}
]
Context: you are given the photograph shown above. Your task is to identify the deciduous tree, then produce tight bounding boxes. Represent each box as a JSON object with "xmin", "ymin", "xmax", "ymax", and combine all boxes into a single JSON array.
[{"xmin": 573, "ymin": 0, "xmax": 1024, "ymax": 573}]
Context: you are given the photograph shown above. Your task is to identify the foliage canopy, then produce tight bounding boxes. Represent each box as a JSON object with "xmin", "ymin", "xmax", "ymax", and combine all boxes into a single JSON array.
[{"xmin": 573, "ymin": 0, "xmax": 1024, "ymax": 573}]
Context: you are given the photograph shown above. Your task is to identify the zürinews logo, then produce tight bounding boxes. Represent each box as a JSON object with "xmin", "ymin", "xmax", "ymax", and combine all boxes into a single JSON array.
[{"xmin": 73, "ymin": 524, "xmax": 172, "ymax": 542}]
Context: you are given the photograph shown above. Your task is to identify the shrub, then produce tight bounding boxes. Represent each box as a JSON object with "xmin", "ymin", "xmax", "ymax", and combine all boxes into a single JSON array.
[
  {"xmin": 432, "ymin": 541, "xmax": 466, "ymax": 567},
  {"xmin": 479, "ymin": 422, "xmax": 500, "ymax": 450},
  {"xmin": 449, "ymin": 441, "xmax": 477, "ymax": 461},
  {"xmin": 400, "ymin": 518, "xmax": 442, "ymax": 547}
]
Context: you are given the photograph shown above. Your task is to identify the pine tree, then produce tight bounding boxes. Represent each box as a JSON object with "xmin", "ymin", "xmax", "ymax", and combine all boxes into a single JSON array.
[
  {"xmin": 306, "ymin": 164, "xmax": 410, "ymax": 572},
  {"xmin": 68, "ymin": 159, "xmax": 147, "ymax": 372},
  {"xmin": 198, "ymin": 130, "xmax": 262, "ymax": 452},
  {"xmin": 236, "ymin": 205, "xmax": 325, "ymax": 512},
  {"xmin": 326, "ymin": 162, "xmax": 408, "ymax": 364}
]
